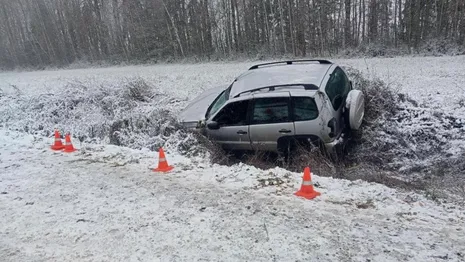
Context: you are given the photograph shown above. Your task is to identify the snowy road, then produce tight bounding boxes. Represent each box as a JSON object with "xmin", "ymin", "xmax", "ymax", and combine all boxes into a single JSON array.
[{"xmin": 1, "ymin": 130, "xmax": 465, "ymax": 262}]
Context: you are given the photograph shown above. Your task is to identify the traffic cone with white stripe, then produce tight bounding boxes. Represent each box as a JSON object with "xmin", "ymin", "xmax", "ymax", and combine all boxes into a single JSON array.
[
  {"xmin": 63, "ymin": 133, "xmax": 77, "ymax": 153},
  {"xmin": 294, "ymin": 167, "xmax": 320, "ymax": 199},
  {"xmin": 153, "ymin": 147, "xmax": 174, "ymax": 173},
  {"xmin": 51, "ymin": 129, "xmax": 65, "ymax": 151}
]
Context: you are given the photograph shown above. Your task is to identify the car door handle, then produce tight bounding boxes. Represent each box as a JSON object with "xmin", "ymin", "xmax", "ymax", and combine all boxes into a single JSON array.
[
  {"xmin": 279, "ymin": 129, "xmax": 292, "ymax": 134},
  {"xmin": 237, "ymin": 130, "xmax": 248, "ymax": 135}
]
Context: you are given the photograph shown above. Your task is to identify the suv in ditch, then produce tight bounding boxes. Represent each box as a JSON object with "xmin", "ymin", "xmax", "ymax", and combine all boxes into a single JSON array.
[{"xmin": 179, "ymin": 60, "xmax": 365, "ymax": 154}]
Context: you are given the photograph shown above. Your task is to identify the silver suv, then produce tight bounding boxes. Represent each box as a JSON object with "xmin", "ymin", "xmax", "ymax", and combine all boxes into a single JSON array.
[{"xmin": 179, "ymin": 60, "xmax": 364, "ymax": 153}]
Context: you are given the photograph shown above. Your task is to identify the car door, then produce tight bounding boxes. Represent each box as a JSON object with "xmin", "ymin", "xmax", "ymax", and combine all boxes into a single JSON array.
[
  {"xmin": 249, "ymin": 93, "xmax": 295, "ymax": 152},
  {"xmin": 206, "ymin": 99, "xmax": 253, "ymax": 151},
  {"xmin": 324, "ymin": 67, "xmax": 351, "ymax": 137},
  {"xmin": 291, "ymin": 95, "xmax": 321, "ymax": 142}
]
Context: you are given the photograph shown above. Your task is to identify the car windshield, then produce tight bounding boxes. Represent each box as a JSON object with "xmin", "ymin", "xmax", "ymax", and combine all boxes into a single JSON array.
[{"xmin": 206, "ymin": 86, "xmax": 231, "ymax": 119}]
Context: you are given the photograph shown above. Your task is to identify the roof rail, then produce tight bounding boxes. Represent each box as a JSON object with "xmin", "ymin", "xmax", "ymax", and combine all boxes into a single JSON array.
[
  {"xmin": 248, "ymin": 59, "xmax": 332, "ymax": 70},
  {"xmin": 233, "ymin": 84, "xmax": 319, "ymax": 98}
]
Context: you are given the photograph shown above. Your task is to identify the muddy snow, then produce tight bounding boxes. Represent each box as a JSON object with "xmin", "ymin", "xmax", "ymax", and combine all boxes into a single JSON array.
[{"xmin": 1, "ymin": 56, "xmax": 465, "ymax": 261}]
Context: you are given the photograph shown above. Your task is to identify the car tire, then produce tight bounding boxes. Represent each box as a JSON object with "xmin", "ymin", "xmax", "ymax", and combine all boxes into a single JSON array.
[{"xmin": 345, "ymin": 90, "xmax": 365, "ymax": 130}]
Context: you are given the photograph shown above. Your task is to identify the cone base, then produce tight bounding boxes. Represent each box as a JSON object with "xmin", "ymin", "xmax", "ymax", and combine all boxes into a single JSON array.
[
  {"xmin": 51, "ymin": 145, "xmax": 65, "ymax": 151},
  {"xmin": 153, "ymin": 165, "xmax": 174, "ymax": 173},
  {"xmin": 294, "ymin": 190, "xmax": 321, "ymax": 200},
  {"xmin": 63, "ymin": 148, "xmax": 77, "ymax": 153}
]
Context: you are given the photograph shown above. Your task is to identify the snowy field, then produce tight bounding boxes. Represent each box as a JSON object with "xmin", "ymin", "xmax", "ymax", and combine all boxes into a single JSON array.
[{"xmin": 1, "ymin": 56, "xmax": 465, "ymax": 261}]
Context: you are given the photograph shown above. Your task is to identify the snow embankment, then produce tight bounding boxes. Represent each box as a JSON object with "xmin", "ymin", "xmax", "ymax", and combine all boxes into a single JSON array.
[{"xmin": 1, "ymin": 129, "xmax": 465, "ymax": 261}]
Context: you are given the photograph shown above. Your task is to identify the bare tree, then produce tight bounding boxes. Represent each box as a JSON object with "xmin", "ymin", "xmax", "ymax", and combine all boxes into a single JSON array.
[
  {"xmin": 0, "ymin": 0, "xmax": 464, "ymax": 69},
  {"xmin": 345, "ymin": 0, "xmax": 352, "ymax": 48}
]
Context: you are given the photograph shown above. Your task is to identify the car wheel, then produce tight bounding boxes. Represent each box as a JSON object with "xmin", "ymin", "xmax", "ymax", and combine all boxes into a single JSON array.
[{"xmin": 345, "ymin": 90, "xmax": 365, "ymax": 130}]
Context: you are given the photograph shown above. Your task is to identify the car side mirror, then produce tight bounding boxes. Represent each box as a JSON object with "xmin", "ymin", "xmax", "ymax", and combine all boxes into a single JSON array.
[{"xmin": 207, "ymin": 121, "xmax": 220, "ymax": 130}]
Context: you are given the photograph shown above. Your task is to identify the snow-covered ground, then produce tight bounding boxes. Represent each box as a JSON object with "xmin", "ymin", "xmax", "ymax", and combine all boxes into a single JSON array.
[
  {"xmin": 1, "ymin": 56, "xmax": 465, "ymax": 261},
  {"xmin": 1, "ymin": 56, "xmax": 464, "ymax": 114},
  {"xmin": 338, "ymin": 56, "xmax": 465, "ymax": 115},
  {"xmin": 1, "ymin": 130, "xmax": 464, "ymax": 261}
]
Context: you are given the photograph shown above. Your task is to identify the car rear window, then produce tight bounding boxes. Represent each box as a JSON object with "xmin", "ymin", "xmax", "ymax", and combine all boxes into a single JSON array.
[{"xmin": 292, "ymin": 97, "xmax": 318, "ymax": 121}]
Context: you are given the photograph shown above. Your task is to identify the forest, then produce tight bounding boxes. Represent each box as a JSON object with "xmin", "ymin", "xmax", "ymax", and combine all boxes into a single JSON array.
[{"xmin": 0, "ymin": 0, "xmax": 464, "ymax": 69}]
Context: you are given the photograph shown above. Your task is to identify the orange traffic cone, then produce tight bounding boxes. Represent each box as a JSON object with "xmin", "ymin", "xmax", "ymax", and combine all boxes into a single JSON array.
[
  {"xmin": 294, "ymin": 167, "xmax": 321, "ymax": 200},
  {"xmin": 153, "ymin": 148, "xmax": 174, "ymax": 172},
  {"xmin": 63, "ymin": 133, "xmax": 77, "ymax": 153},
  {"xmin": 51, "ymin": 129, "xmax": 65, "ymax": 150}
]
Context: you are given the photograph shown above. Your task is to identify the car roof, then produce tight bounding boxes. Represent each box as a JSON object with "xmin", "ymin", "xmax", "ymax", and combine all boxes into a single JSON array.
[{"xmin": 229, "ymin": 62, "xmax": 332, "ymax": 98}]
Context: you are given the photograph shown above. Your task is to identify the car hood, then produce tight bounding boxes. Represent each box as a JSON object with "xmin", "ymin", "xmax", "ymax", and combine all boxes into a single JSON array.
[{"xmin": 178, "ymin": 85, "xmax": 228, "ymax": 126}]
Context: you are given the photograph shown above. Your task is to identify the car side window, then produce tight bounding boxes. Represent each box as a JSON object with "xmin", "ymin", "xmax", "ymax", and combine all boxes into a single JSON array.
[
  {"xmin": 292, "ymin": 97, "xmax": 319, "ymax": 121},
  {"xmin": 252, "ymin": 97, "xmax": 290, "ymax": 125},
  {"xmin": 325, "ymin": 67, "xmax": 351, "ymax": 110},
  {"xmin": 212, "ymin": 100, "xmax": 249, "ymax": 126}
]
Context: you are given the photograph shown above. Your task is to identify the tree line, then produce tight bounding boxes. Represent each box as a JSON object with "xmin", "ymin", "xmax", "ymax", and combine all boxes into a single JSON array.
[{"xmin": 0, "ymin": 0, "xmax": 464, "ymax": 69}]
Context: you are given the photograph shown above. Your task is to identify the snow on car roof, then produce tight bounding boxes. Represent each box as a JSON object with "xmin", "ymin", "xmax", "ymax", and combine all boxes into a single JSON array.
[{"xmin": 229, "ymin": 63, "xmax": 331, "ymax": 98}]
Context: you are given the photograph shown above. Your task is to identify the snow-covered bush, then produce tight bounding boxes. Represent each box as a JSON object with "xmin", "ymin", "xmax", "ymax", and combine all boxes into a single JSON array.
[
  {"xmin": 339, "ymin": 39, "xmax": 465, "ymax": 58},
  {"xmin": 419, "ymin": 38, "xmax": 465, "ymax": 56},
  {"xmin": 344, "ymin": 68, "xmax": 464, "ymax": 185},
  {"xmin": 0, "ymin": 78, "xmax": 197, "ymax": 153}
]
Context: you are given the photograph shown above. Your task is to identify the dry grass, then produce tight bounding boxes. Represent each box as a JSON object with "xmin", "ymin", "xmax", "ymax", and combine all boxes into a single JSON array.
[{"xmin": 125, "ymin": 78, "xmax": 154, "ymax": 102}]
